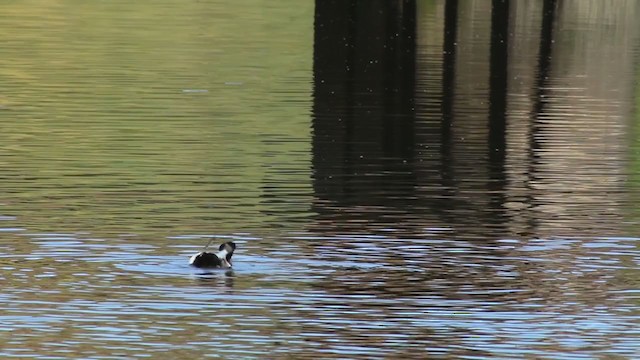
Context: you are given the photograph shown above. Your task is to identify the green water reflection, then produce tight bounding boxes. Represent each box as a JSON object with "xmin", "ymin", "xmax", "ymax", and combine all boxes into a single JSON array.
[{"xmin": 1, "ymin": 0, "xmax": 314, "ymax": 235}]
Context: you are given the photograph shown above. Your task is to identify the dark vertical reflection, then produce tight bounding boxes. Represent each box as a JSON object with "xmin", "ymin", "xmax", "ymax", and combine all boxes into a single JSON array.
[
  {"xmin": 531, "ymin": 0, "xmax": 558, "ymax": 147},
  {"xmin": 488, "ymin": 0, "xmax": 510, "ymax": 228},
  {"xmin": 312, "ymin": 0, "xmax": 355, "ymax": 202},
  {"xmin": 526, "ymin": 0, "xmax": 558, "ymax": 234},
  {"xmin": 312, "ymin": 0, "xmax": 417, "ymax": 226},
  {"xmin": 440, "ymin": 0, "xmax": 459, "ymax": 212},
  {"xmin": 383, "ymin": 1, "xmax": 417, "ymax": 162}
]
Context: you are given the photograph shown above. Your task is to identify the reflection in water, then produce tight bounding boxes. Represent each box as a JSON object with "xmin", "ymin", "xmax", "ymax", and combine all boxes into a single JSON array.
[
  {"xmin": 312, "ymin": 0, "xmax": 417, "ymax": 229},
  {"xmin": 0, "ymin": 0, "xmax": 639, "ymax": 359}
]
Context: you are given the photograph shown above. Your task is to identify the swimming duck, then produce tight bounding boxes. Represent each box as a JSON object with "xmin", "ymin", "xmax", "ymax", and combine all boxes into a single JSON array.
[{"xmin": 189, "ymin": 240, "xmax": 236, "ymax": 268}]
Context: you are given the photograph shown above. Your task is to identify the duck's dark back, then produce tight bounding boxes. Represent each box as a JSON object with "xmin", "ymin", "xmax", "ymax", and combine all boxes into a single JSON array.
[{"xmin": 190, "ymin": 252, "xmax": 222, "ymax": 268}]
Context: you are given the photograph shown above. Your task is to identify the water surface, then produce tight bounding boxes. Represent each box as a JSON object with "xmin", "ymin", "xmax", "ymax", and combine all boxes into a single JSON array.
[{"xmin": 1, "ymin": 0, "xmax": 639, "ymax": 359}]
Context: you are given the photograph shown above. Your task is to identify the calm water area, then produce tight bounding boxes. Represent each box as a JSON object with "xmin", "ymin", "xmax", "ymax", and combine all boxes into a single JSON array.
[{"xmin": 1, "ymin": 0, "xmax": 639, "ymax": 359}]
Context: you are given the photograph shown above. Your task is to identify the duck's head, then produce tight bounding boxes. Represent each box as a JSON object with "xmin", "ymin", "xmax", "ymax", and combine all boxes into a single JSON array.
[{"xmin": 216, "ymin": 241, "xmax": 236, "ymax": 266}]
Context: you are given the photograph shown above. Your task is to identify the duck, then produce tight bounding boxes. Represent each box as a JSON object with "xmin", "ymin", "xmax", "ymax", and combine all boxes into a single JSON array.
[{"xmin": 189, "ymin": 240, "xmax": 236, "ymax": 268}]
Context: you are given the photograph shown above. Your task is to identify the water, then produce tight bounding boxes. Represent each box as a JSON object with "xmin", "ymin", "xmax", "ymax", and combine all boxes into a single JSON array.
[{"xmin": 1, "ymin": 0, "xmax": 639, "ymax": 358}]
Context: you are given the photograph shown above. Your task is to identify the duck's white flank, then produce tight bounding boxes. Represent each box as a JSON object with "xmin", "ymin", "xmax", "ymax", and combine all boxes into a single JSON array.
[{"xmin": 188, "ymin": 252, "xmax": 200, "ymax": 265}]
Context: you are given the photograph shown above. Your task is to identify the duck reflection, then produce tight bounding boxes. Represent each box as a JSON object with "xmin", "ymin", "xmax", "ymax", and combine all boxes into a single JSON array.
[{"xmin": 193, "ymin": 269, "xmax": 235, "ymax": 289}]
